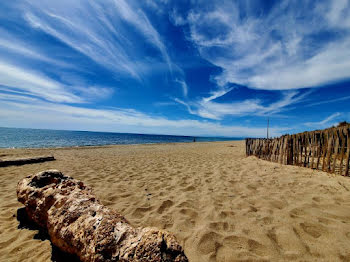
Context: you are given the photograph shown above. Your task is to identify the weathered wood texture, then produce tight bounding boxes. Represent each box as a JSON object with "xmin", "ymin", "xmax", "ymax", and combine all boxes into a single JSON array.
[
  {"xmin": 17, "ymin": 170, "xmax": 188, "ymax": 262},
  {"xmin": 0, "ymin": 156, "xmax": 55, "ymax": 167},
  {"xmin": 246, "ymin": 125, "xmax": 350, "ymax": 176}
]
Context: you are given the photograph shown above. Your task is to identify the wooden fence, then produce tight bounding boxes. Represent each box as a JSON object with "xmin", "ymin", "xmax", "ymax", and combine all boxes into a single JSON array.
[{"xmin": 246, "ymin": 124, "xmax": 350, "ymax": 176}]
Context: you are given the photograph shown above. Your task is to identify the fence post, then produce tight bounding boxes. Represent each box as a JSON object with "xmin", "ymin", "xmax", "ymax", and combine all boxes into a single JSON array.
[
  {"xmin": 339, "ymin": 128, "xmax": 346, "ymax": 175},
  {"xmin": 313, "ymin": 133, "xmax": 317, "ymax": 169},
  {"xmin": 332, "ymin": 129, "xmax": 340, "ymax": 173},
  {"xmin": 316, "ymin": 132, "xmax": 321, "ymax": 170},
  {"xmin": 287, "ymin": 136, "xmax": 293, "ymax": 165},
  {"xmin": 245, "ymin": 124, "xmax": 350, "ymax": 176},
  {"xmin": 345, "ymin": 128, "xmax": 350, "ymax": 176}
]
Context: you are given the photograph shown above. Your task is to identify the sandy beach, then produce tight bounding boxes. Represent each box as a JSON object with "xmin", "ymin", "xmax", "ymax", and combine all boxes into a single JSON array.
[{"xmin": 1, "ymin": 141, "xmax": 350, "ymax": 261}]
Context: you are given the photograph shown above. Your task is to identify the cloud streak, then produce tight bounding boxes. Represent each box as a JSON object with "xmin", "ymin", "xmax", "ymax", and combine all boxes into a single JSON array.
[
  {"xmin": 0, "ymin": 61, "xmax": 83, "ymax": 103},
  {"xmin": 304, "ymin": 112, "xmax": 342, "ymax": 128},
  {"xmin": 24, "ymin": 0, "xmax": 173, "ymax": 80},
  {"xmin": 305, "ymin": 95, "xmax": 350, "ymax": 107},
  {"xmin": 0, "ymin": 33, "xmax": 69, "ymax": 68},
  {"xmin": 172, "ymin": 0, "xmax": 350, "ymax": 90},
  {"xmin": 175, "ymin": 89, "xmax": 308, "ymax": 120},
  {"xmin": 175, "ymin": 79, "xmax": 188, "ymax": 97}
]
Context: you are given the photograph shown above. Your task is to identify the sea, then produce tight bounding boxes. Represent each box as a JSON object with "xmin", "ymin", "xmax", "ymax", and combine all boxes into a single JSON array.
[{"xmin": 0, "ymin": 127, "xmax": 242, "ymax": 148}]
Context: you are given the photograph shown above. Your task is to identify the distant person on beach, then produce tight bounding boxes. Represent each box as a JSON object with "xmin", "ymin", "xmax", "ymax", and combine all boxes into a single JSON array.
[{"xmin": 193, "ymin": 137, "xmax": 196, "ymax": 142}]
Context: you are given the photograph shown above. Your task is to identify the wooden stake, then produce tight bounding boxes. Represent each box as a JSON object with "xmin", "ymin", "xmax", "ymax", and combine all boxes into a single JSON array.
[
  {"xmin": 339, "ymin": 128, "xmax": 346, "ymax": 176},
  {"xmin": 332, "ymin": 129, "xmax": 340, "ymax": 174},
  {"xmin": 345, "ymin": 128, "xmax": 350, "ymax": 176}
]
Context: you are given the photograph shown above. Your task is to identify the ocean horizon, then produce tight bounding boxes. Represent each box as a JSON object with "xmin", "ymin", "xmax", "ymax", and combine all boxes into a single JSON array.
[{"xmin": 0, "ymin": 127, "xmax": 242, "ymax": 149}]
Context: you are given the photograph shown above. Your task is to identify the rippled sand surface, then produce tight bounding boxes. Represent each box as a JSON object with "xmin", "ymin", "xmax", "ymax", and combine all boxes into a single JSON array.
[{"xmin": 1, "ymin": 141, "xmax": 350, "ymax": 261}]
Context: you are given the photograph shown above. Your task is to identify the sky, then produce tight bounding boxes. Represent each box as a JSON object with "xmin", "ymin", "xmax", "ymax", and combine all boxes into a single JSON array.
[{"xmin": 0, "ymin": 0, "xmax": 350, "ymax": 138}]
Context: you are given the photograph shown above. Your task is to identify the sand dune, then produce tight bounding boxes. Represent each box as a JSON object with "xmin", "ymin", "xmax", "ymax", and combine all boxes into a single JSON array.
[{"xmin": 1, "ymin": 141, "xmax": 350, "ymax": 261}]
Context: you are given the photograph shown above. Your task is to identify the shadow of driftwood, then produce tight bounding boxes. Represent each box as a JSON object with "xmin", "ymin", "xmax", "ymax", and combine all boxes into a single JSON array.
[{"xmin": 17, "ymin": 208, "xmax": 80, "ymax": 262}]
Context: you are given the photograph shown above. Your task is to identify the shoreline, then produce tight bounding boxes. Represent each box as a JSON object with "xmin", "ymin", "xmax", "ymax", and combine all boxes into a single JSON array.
[
  {"xmin": 0, "ymin": 139, "xmax": 242, "ymax": 151},
  {"xmin": 0, "ymin": 126, "xmax": 243, "ymax": 150}
]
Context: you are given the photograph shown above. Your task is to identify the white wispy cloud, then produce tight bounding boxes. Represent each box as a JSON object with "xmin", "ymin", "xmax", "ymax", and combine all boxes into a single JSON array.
[
  {"xmin": 0, "ymin": 94, "xmax": 286, "ymax": 137},
  {"xmin": 24, "ymin": 11, "xmax": 140, "ymax": 80},
  {"xmin": 326, "ymin": 0, "xmax": 350, "ymax": 29},
  {"xmin": 175, "ymin": 90, "xmax": 308, "ymax": 120},
  {"xmin": 305, "ymin": 95, "xmax": 350, "ymax": 107},
  {"xmin": 115, "ymin": 0, "xmax": 172, "ymax": 73},
  {"xmin": 304, "ymin": 112, "xmax": 342, "ymax": 128},
  {"xmin": 173, "ymin": 0, "xmax": 350, "ymax": 90},
  {"xmin": 0, "ymin": 61, "xmax": 83, "ymax": 103},
  {"xmin": 174, "ymin": 79, "xmax": 188, "ymax": 97},
  {"xmin": 0, "ymin": 40, "xmax": 66, "ymax": 68},
  {"xmin": 0, "ymin": 92, "xmax": 40, "ymax": 103},
  {"xmin": 23, "ymin": 0, "xmax": 172, "ymax": 80},
  {"xmin": 71, "ymin": 86, "xmax": 114, "ymax": 100}
]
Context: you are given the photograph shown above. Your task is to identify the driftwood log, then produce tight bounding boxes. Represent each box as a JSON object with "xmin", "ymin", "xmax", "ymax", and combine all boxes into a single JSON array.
[
  {"xmin": 0, "ymin": 156, "xmax": 55, "ymax": 167},
  {"xmin": 17, "ymin": 170, "xmax": 188, "ymax": 262}
]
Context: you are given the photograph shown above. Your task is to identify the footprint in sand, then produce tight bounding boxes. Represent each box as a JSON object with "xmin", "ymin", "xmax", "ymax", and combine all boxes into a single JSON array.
[
  {"xmin": 312, "ymin": 196, "xmax": 321, "ymax": 202},
  {"xmin": 209, "ymin": 221, "xmax": 230, "ymax": 231},
  {"xmin": 157, "ymin": 200, "xmax": 174, "ymax": 214},
  {"xmin": 269, "ymin": 199, "xmax": 287, "ymax": 210},
  {"xmin": 197, "ymin": 231, "xmax": 222, "ymax": 255},
  {"xmin": 131, "ymin": 206, "xmax": 152, "ymax": 219},
  {"xmin": 317, "ymin": 217, "xmax": 333, "ymax": 225},
  {"xmin": 339, "ymin": 253, "xmax": 350, "ymax": 261},
  {"xmin": 246, "ymin": 184, "xmax": 257, "ymax": 191},
  {"xmin": 260, "ymin": 216, "xmax": 273, "ymax": 225},
  {"xmin": 218, "ymin": 210, "xmax": 235, "ymax": 219},
  {"xmin": 106, "ymin": 194, "xmax": 119, "ymax": 203},
  {"xmin": 289, "ymin": 207, "xmax": 307, "ymax": 218},
  {"xmin": 249, "ymin": 206, "xmax": 258, "ymax": 212},
  {"xmin": 300, "ymin": 222, "xmax": 326, "ymax": 238},
  {"xmin": 179, "ymin": 208, "xmax": 198, "ymax": 218},
  {"xmin": 221, "ymin": 235, "xmax": 267, "ymax": 256},
  {"xmin": 247, "ymin": 239, "xmax": 267, "ymax": 255},
  {"xmin": 184, "ymin": 185, "xmax": 196, "ymax": 192}
]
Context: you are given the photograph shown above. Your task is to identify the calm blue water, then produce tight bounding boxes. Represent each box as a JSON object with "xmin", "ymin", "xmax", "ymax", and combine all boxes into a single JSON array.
[{"xmin": 0, "ymin": 127, "xmax": 242, "ymax": 148}]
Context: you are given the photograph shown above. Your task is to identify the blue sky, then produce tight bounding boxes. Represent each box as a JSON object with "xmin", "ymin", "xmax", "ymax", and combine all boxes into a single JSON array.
[{"xmin": 0, "ymin": 0, "xmax": 350, "ymax": 137}]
